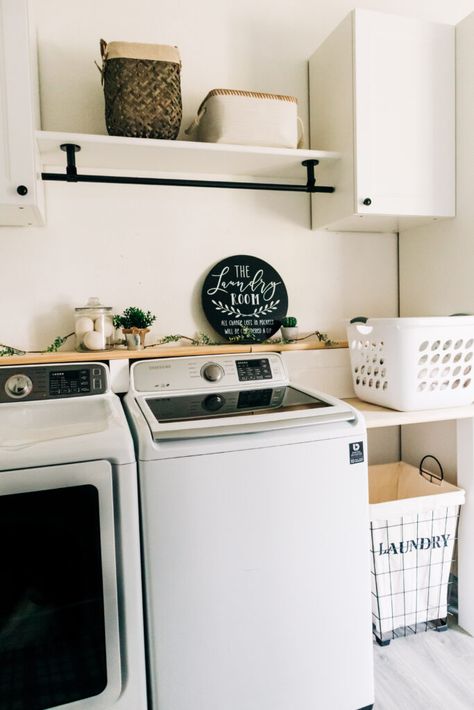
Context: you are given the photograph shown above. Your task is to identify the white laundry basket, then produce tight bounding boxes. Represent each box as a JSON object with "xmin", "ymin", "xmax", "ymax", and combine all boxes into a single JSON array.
[
  {"xmin": 369, "ymin": 457, "xmax": 465, "ymax": 646},
  {"xmin": 347, "ymin": 316, "xmax": 474, "ymax": 410}
]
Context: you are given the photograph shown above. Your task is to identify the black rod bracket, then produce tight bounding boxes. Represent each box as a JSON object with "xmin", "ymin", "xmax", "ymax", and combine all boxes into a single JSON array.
[
  {"xmin": 60, "ymin": 143, "xmax": 81, "ymax": 182},
  {"xmin": 42, "ymin": 144, "xmax": 335, "ymax": 194},
  {"xmin": 302, "ymin": 159, "xmax": 317, "ymax": 192}
]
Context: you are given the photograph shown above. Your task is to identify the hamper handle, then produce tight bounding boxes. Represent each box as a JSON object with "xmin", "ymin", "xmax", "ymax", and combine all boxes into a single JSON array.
[
  {"xmin": 349, "ymin": 316, "xmax": 373, "ymax": 335},
  {"xmin": 95, "ymin": 39, "xmax": 108, "ymax": 84},
  {"xmin": 100, "ymin": 38, "xmax": 108, "ymax": 60},
  {"xmin": 347, "ymin": 315, "xmax": 472, "ymax": 322},
  {"xmin": 184, "ymin": 105, "xmax": 206, "ymax": 136},
  {"xmin": 419, "ymin": 455, "xmax": 444, "ymax": 485}
]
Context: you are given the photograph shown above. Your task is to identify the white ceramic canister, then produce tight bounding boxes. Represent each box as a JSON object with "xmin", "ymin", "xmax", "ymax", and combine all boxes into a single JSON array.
[{"xmin": 75, "ymin": 297, "xmax": 114, "ymax": 351}]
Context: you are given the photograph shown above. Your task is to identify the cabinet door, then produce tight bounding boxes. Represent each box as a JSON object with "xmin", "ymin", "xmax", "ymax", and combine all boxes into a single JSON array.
[
  {"xmin": 0, "ymin": 0, "xmax": 44, "ymax": 226},
  {"xmin": 354, "ymin": 10, "xmax": 454, "ymax": 218}
]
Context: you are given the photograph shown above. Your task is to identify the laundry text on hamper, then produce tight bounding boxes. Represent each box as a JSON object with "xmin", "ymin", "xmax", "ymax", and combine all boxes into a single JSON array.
[{"xmin": 378, "ymin": 534, "xmax": 451, "ymax": 555}]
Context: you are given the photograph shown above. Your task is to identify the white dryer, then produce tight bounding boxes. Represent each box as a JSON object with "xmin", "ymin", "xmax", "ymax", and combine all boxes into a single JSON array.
[
  {"xmin": 0, "ymin": 362, "xmax": 147, "ymax": 710},
  {"xmin": 124, "ymin": 352, "xmax": 374, "ymax": 710}
]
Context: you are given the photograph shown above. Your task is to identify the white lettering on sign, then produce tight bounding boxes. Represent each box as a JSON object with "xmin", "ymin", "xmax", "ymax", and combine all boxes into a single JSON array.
[
  {"xmin": 206, "ymin": 266, "xmax": 281, "ymax": 315},
  {"xmin": 202, "ymin": 255, "xmax": 288, "ymax": 343}
]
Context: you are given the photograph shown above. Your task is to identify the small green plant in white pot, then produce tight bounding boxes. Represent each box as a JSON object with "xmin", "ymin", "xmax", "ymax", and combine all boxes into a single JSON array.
[
  {"xmin": 281, "ymin": 316, "xmax": 299, "ymax": 341},
  {"xmin": 113, "ymin": 307, "xmax": 156, "ymax": 350}
]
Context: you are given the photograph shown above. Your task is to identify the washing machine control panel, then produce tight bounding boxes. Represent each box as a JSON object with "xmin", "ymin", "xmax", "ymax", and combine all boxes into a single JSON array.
[
  {"xmin": 235, "ymin": 358, "xmax": 273, "ymax": 382},
  {"xmin": 132, "ymin": 353, "xmax": 288, "ymax": 393},
  {"xmin": 0, "ymin": 363, "xmax": 108, "ymax": 402}
]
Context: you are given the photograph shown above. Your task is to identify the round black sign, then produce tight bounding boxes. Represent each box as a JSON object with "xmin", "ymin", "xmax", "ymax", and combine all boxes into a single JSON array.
[{"xmin": 202, "ymin": 255, "xmax": 288, "ymax": 343}]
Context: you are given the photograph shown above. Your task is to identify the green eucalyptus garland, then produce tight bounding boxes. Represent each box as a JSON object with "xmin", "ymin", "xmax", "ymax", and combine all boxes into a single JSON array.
[{"xmin": 0, "ymin": 328, "xmax": 334, "ymax": 357}]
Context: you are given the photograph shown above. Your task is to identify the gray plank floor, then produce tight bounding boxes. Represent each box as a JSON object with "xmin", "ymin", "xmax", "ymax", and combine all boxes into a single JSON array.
[{"xmin": 374, "ymin": 618, "xmax": 474, "ymax": 709}]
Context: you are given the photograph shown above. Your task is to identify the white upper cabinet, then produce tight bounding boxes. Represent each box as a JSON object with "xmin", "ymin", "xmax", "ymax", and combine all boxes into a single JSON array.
[
  {"xmin": 309, "ymin": 10, "xmax": 455, "ymax": 233},
  {"xmin": 0, "ymin": 0, "xmax": 44, "ymax": 226}
]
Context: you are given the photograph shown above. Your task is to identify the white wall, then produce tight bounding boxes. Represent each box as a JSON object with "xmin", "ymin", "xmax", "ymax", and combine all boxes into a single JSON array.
[{"xmin": 0, "ymin": 0, "xmax": 471, "ymax": 351}]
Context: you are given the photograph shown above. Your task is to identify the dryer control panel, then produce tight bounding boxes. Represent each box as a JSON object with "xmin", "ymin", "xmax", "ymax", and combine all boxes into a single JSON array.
[{"xmin": 0, "ymin": 363, "xmax": 108, "ymax": 402}]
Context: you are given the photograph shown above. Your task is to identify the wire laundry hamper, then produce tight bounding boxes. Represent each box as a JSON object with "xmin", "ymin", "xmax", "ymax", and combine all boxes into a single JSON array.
[
  {"xmin": 347, "ymin": 316, "xmax": 474, "ymax": 410},
  {"xmin": 369, "ymin": 456, "xmax": 465, "ymax": 646}
]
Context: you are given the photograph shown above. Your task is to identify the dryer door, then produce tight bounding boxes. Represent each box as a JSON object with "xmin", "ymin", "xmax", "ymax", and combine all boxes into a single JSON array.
[{"xmin": 0, "ymin": 460, "xmax": 121, "ymax": 710}]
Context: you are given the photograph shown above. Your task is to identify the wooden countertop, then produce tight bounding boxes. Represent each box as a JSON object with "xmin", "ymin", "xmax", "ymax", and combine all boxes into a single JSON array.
[
  {"xmin": 0, "ymin": 339, "xmax": 348, "ymax": 366},
  {"xmin": 346, "ymin": 397, "xmax": 474, "ymax": 428}
]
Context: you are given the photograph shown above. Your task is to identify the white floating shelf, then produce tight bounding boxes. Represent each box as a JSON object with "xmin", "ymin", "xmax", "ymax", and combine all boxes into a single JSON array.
[
  {"xmin": 346, "ymin": 397, "xmax": 474, "ymax": 428},
  {"xmin": 36, "ymin": 130, "xmax": 339, "ymax": 182}
]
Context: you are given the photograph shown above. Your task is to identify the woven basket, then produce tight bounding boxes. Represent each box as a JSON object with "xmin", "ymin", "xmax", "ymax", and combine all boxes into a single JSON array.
[{"xmin": 99, "ymin": 39, "xmax": 182, "ymax": 140}]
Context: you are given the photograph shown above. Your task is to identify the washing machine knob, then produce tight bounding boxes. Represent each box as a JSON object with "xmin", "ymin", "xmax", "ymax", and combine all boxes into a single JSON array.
[
  {"xmin": 201, "ymin": 362, "xmax": 224, "ymax": 382},
  {"xmin": 202, "ymin": 394, "xmax": 225, "ymax": 412},
  {"xmin": 5, "ymin": 374, "xmax": 33, "ymax": 399}
]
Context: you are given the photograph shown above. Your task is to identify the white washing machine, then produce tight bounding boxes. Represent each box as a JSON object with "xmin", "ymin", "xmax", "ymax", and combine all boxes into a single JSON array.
[
  {"xmin": 124, "ymin": 352, "xmax": 374, "ymax": 710},
  {"xmin": 0, "ymin": 362, "xmax": 147, "ymax": 710}
]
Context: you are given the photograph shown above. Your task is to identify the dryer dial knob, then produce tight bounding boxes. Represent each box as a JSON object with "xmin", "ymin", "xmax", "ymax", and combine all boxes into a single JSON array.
[
  {"xmin": 202, "ymin": 394, "xmax": 225, "ymax": 412},
  {"xmin": 201, "ymin": 362, "xmax": 224, "ymax": 382},
  {"xmin": 5, "ymin": 374, "xmax": 33, "ymax": 399}
]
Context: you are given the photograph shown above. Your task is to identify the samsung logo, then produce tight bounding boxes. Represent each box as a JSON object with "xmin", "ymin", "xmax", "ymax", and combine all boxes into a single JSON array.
[{"xmin": 149, "ymin": 364, "xmax": 171, "ymax": 369}]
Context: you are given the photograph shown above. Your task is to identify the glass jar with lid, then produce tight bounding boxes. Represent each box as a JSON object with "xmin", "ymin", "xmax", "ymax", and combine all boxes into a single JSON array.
[{"xmin": 75, "ymin": 297, "xmax": 114, "ymax": 351}]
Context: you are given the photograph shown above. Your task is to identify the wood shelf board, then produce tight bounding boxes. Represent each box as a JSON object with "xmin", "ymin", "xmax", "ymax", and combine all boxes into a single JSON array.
[
  {"xmin": 346, "ymin": 397, "xmax": 474, "ymax": 428},
  {"xmin": 251, "ymin": 340, "xmax": 347, "ymax": 352},
  {"xmin": 36, "ymin": 131, "xmax": 340, "ymax": 181},
  {"xmin": 0, "ymin": 340, "xmax": 347, "ymax": 366}
]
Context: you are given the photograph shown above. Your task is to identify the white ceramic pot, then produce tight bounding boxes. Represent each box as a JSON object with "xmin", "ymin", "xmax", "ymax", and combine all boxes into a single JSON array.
[
  {"xmin": 281, "ymin": 326, "xmax": 299, "ymax": 341},
  {"xmin": 122, "ymin": 327, "xmax": 150, "ymax": 350}
]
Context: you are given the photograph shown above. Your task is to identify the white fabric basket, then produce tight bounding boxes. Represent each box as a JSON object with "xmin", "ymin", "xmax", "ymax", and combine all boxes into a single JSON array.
[
  {"xmin": 369, "ymin": 460, "xmax": 464, "ymax": 642},
  {"xmin": 347, "ymin": 316, "xmax": 474, "ymax": 410},
  {"xmin": 185, "ymin": 88, "xmax": 302, "ymax": 148}
]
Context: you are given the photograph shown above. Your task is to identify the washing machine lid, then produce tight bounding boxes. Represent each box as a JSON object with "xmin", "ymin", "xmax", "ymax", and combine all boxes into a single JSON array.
[
  {"xmin": 0, "ymin": 395, "xmax": 135, "ymax": 469},
  {"xmin": 0, "ymin": 363, "xmax": 135, "ymax": 469},
  {"xmin": 136, "ymin": 384, "xmax": 356, "ymax": 440}
]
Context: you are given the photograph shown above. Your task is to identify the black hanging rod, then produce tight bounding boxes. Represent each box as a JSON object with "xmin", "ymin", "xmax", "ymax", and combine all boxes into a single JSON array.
[{"xmin": 40, "ymin": 143, "xmax": 335, "ymax": 194}]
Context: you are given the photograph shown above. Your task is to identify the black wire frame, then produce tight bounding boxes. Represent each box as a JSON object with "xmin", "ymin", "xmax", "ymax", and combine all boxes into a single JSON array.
[{"xmin": 370, "ymin": 506, "xmax": 461, "ymax": 646}]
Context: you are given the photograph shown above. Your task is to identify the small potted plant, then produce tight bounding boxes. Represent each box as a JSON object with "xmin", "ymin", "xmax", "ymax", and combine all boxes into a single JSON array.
[
  {"xmin": 113, "ymin": 306, "xmax": 157, "ymax": 350},
  {"xmin": 280, "ymin": 316, "xmax": 299, "ymax": 341}
]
